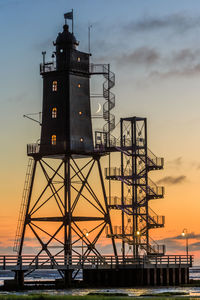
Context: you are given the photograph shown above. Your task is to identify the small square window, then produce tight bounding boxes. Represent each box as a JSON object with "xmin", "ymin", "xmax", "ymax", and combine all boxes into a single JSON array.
[
  {"xmin": 52, "ymin": 107, "xmax": 57, "ymax": 118},
  {"xmin": 51, "ymin": 135, "xmax": 56, "ymax": 145},
  {"xmin": 52, "ymin": 81, "xmax": 57, "ymax": 92}
]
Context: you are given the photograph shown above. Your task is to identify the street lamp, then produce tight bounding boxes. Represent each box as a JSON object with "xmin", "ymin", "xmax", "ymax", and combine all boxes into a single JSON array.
[
  {"xmin": 82, "ymin": 228, "xmax": 89, "ymax": 257},
  {"xmin": 181, "ymin": 228, "xmax": 189, "ymax": 257}
]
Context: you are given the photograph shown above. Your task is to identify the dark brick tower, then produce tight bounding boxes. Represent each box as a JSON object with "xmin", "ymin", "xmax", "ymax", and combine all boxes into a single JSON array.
[{"xmin": 40, "ymin": 24, "xmax": 93, "ymax": 156}]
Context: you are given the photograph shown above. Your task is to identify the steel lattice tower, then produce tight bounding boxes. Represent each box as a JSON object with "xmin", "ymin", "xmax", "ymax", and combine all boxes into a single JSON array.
[{"xmin": 104, "ymin": 117, "xmax": 165, "ymax": 257}]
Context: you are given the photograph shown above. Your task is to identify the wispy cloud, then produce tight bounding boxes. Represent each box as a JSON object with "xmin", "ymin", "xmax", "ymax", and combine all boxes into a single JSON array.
[
  {"xmin": 158, "ymin": 233, "xmax": 200, "ymax": 253},
  {"xmin": 124, "ymin": 14, "xmax": 200, "ymax": 34},
  {"xmin": 167, "ymin": 157, "xmax": 183, "ymax": 168},
  {"xmin": 116, "ymin": 47, "xmax": 160, "ymax": 67},
  {"xmin": 149, "ymin": 63, "xmax": 200, "ymax": 79},
  {"xmin": 157, "ymin": 175, "xmax": 187, "ymax": 185}
]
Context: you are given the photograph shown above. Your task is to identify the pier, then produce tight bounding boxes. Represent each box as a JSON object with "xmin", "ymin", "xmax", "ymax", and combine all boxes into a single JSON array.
[{"xmin": 1, "ymin": 254, "xmax": 193, "ymax": 288}]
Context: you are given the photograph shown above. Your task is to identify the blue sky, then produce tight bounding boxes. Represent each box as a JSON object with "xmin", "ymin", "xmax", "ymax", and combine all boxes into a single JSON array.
[{"xmin": 2, "ymin": 0, "xmax": 200, "ymax": 260}]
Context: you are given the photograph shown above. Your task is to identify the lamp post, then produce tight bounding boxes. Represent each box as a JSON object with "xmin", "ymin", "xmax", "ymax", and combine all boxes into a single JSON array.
[
  {"xmin": 181, "ymin": 228, "xmax": 189, "ymax": 257},
  {"xmin": 82, "ymin": 229, "xmax": 89, "ymax": 257},
  {"xmin": 135, "ymin": 231, "xmax": 140, "ymax": 258}
]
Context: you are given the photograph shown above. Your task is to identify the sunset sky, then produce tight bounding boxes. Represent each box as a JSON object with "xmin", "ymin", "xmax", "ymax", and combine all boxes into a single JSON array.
[{"xmin": 1, "ymin": 0, "xmax": 200, "ymax": 264}]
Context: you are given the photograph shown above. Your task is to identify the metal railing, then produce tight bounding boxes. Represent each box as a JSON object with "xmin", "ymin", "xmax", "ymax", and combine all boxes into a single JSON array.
[
  {"xmin": 147, "ymin": 148, "xmax": 164, "ymax": 169},
  {"xmin": 148, "ymin": 207, "xmax": 165, "ymax": 227},
  {"xmin": 40, "ymin": 60, "xmax": 89, "ymax": 74},
  {"xmin": 146, "ymin": 178, "xmax": 164, "ymax": 198},
  {"xmin": 27, "ymin": 143, "xmax": 40, "ymax": 155},
  {"xmin": 0, "ymin": 254, "xmax": 193, "ymax": 270},
  {"xmin": 105, "ymin": 167, "xmax": 133, "ymax": 177},
  {"xmin": 108, "ymin": 196, "xmax": 132, "ymax": 206}
]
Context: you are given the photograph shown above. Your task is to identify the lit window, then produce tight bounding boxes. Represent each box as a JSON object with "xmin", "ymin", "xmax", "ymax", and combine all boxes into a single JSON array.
[
  {"xmin": 52, "ymin": 107, "xmax": 57, "ymax": 118},
  {"xmin": 79, "ymin": 111, "xmax": 82, "ymax": 115},
  {"xmin": 80, "ymin": 138, "xmax": 84, "ymax": 142},
  {"xmin": 51, "ymin": 135, "xmax": 56, "ymax": 145},
  {"xmin": 77, "ymin": 57, "xmax": 80, "ymax": 62},
  {"xmin": 52, "ymin": 81, "xmax": 57, "ymax": 92},
  {"xmin": 78, "ymin": 84, "xmax": 81, "ymax": 88}
]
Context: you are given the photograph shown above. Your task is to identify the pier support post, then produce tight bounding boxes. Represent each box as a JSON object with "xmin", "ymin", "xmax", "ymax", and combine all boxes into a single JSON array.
[
  {"xmin": 14, "ymin": 270, "xmax": 25, "ymax": 288},
  {"xmin": 185, "ymin": 268, "xmax": 189, "ymax": 284},
  {"xmin": 160, "ymin": 268, "xmax": 163, "ymax": 286},
  {"xmin": 172, "ymin": 268, "xmax": 175, "ymax": 285},
  {"xmin": 63, "ymin": 270, "xmax": 73, "ymax": 287},
  {"xmin": 166, "ymin": 268, "xmax": 169, "ymax": 285},
  {"xmin": 147, "ymin": 268, "xmax": 150, "ymax": 285},
  {"xmin": 153, "ymin": 268, "xmax": 157, "ymax": 286},
  {"xmin": 4, "ymin": 270, "xmax": 26, "ymax": 289}
]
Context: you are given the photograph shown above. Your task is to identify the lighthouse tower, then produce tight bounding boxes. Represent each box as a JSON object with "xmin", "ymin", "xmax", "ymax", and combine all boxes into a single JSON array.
[
  {"xmin": 13, "ymin": 17, "xmax": 117, "ymax": 282},
  {"xmin": 40, "ymin": 24, "xmax": 93, "ymax": 156}
]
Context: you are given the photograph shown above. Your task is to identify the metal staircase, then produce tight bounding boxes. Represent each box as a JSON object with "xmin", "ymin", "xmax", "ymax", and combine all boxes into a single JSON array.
[
  {"xmin": 13, "ymin": 158, "xmax": 34, "ymax": 252},
  {"xmin": 90, "ymin": 64, "xmax": 115, "ymax": 147},
  {"xmin": 104, "ymin": 117, "xmax": 165, "ymax": 257},
  {"xmin": 105, "ymin": 167, "xmax": 164, "ymax": 199},
  {"xmin": 102, "ymin": 65, "xmax": 115, "ymax": 134}
]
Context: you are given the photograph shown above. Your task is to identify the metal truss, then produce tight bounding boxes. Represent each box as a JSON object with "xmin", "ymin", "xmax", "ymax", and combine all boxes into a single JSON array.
[{"xmin": 16, "ymin": 155, "xmax": 117, "ymax": 277}]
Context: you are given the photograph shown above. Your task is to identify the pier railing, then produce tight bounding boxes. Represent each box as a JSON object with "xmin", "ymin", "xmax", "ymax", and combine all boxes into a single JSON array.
[{"xmin": 0, "ymin": 255, "xmax": 193, "ymax": 271}]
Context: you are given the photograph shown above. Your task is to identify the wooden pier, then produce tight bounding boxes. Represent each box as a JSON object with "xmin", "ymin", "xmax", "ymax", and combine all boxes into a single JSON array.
[{"xmin": 0, "ymin": 254, "xmax": 193, "ymax": 288}]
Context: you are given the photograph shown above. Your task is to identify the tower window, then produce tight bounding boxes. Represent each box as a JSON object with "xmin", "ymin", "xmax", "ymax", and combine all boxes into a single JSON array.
[
  {"xmin": 51, "ymin": 135, "xmax": 56, "ymax": 145},
  {"xmin": 52, "ymin": 81, "xmax": 57, "ymax": 92},
  {"xmin": 52, "ymin": 107, "xmax": 57, "ymax": 118},
  {"xmin": 77, "ymin": 57, "xmax": 81, "ymax": 62}
]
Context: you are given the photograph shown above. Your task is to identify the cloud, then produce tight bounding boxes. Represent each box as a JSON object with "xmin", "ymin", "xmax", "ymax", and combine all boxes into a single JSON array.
[
  {"xmin": 157, "ymin": 175, "xmax": 187, "ymax": 185},
  {"xmin": 149, "ymin": 63, "xmax": 200, "ymax": 79},
  {"xmin": 116, "ymin": 47, "xmax": 160, "ymax": 67},
  {"xmin": 124, "ymin": 14, "xmax": 200, "ymax": 34},
  {"xmin": 167, "ymin": 157, "xmax": 183, "ymax": 168},
  {"xmin": 172, "ymin": 49, "xmax": 200, "ymax": 64},
  {"xmin": 173, "ymin": 232, "xmax": 200, "ymax": 240},
  {"xmin": 156, "ymin": 232, "xmax": 200, "ymax": 253}
]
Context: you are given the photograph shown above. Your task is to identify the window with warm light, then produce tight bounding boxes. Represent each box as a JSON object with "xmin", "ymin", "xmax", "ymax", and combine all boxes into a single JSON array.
[
  {"xmin": 52, "ymin": 107, "xmax": 57, "ymax": 118},
  {"xmin": 80, "ymin": 138, "xmax": 84, "ymax": 142},
  {"xmin": 52, "ymin": 81, "xmax": 57, "ymax": 92},
  {"xmin": 77, "ymin": 57, "xmax": 81, "ymax": 62},
  {"xmin": 51, "ymin": 135, "xmax": 56, "ymax": 145},
  {"xmin": 78, "ymin": 84, "xmax": 81, "ymax": 88},
  {"xmin": 79, "ymin": 111, "xmax": 82, "ymax": 116}
]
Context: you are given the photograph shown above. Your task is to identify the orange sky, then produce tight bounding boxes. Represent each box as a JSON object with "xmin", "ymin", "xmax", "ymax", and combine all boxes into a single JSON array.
[{"xmin": 1, "ymin": 0, "xmax": 200, "ymax": 265}]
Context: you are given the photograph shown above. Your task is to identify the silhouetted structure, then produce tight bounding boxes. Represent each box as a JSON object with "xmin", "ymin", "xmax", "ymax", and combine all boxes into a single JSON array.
[{"xmin": 9, "ymin": 15, "xmax": 192, "ymax": 288}]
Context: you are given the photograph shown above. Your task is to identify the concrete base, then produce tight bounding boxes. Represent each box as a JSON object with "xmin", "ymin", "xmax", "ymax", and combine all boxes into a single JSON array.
[
  {"xmin": 55, "ymin": 270, "xmax": 74, "ymax": 288},
  {"xmin": 83, "ymin": 267, "xmax": 189, "ymax": 287},
  {"xmin": 4, "ymin": 270, "xmax": 26, "ymax": 289}
]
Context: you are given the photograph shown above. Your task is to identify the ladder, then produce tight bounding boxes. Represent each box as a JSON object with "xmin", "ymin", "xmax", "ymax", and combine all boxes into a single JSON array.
[{"xmin": 13, "ymin": 158, "xmax": 34, "ymax": 252}]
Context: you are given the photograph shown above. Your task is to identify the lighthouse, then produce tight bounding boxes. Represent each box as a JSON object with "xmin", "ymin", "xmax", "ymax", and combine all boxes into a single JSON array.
[{"xmin": 40, "ymin": 24, "xmax": 93, "ymax": 156}]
